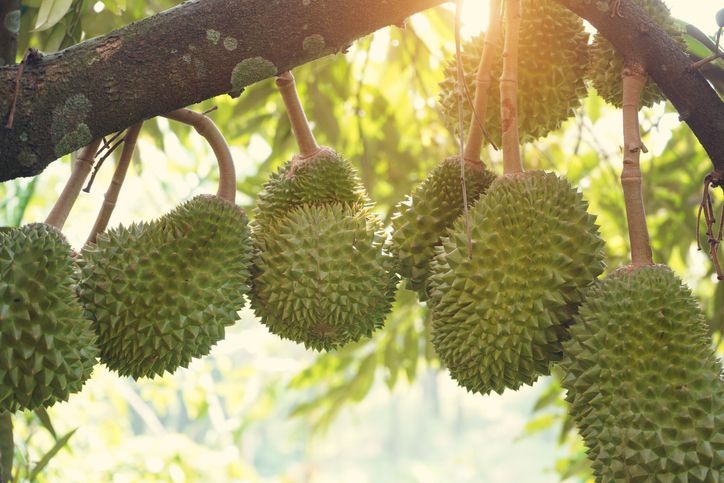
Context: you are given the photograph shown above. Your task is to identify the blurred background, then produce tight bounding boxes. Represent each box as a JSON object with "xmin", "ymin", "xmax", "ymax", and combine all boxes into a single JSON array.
[{"xmin": 0, "ymin": 0, "xmax": 722, "ymax": 481}]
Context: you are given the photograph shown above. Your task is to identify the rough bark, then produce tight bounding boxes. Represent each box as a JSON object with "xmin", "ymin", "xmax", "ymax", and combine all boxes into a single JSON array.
[
  {"xmin": 0, "ymin": 0, "xmax": 20, "ymax": 67},
  {"xmin": 0, "ymin": 0, "xmax": 445, "ymax": 181},
  {"xmin": 555, "ymin": 0, "xmax": 724, "ymax": 173}
]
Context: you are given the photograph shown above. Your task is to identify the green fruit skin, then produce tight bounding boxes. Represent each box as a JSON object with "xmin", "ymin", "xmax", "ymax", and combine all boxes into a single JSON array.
[
  {"xmin": 391, "ymin": 157, "xmax": 496, "ymax": 300},
  {"xmin": 589, "ymin": 0, "xmax": 685, "ymax": 108},
  {"xmin": 0, "ymin": 224, "xmax": 98, "ymax": 412},
  {"xmin": 251, "ymin": 204, "xmax": 396, "ymax": 351},
  {"xmin": 252, "ymin": 147, "xmax": 368, "ymax": 232},
  {"xmin": 439, "ymin": 0, "xmax": 589, "ymax": 145},
  {"xmin": 78, "ymin": 195, "xmax": 252, "ymax": 379},
  {"xmin": 429, "ymin": 171, "xmax": 605, "ymax": 395},
  {"xmin": 561, "ymin": 265, "xmax": 724, "ymax": 482}
]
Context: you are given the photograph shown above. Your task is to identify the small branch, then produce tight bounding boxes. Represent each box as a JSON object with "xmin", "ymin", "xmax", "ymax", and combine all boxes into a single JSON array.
[
  {"xmin": 689, "ymin": 52, "xmax": 724, "ymax": 71},
  {"xmin": 697, "ymin": 172, "xmax": 723, "ymax": 280},
  {"xmin": 4, "ymin": 49, "xmax": 37, "ymax": 129},
  {"xmin": 463, "ymin": 0, "xmax": 502, "ymax": 161},
  {"xmin": 620, "ymin": 63, "xmax": 654, "ymax": 267},
  {"xmin": 163, "ymin": 108, "xmax": 236, "ymax": 203},
  {"xmin": 83, "ymin": 134, "xmax": 127, "ymax": 193},
  {"xmin": 85, "ymin": 122, "xmax": 143, "ymax": 245},
  {"xmin": 44, "ymin": 139, "xmax": 103, "ymax": 230},
  {"xmin": 275, "ymin": 71, "xmax": 321, "ymax": 161},
  {"xmin": 500, "ymin": 0, "xmax": 523, "ymax": 175}
]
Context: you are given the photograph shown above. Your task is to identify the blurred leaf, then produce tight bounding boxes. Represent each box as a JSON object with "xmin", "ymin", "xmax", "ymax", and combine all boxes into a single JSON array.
[
  {"xmin": 33, "ymin": 408, "xmax": 56, "ymax": 440},
  {"xmin": 34, "ymin": 0, "xmax": 73, "ymax": 31},
  {"xmin": 27, "ymin": 428, "xmax": 76, "ymax": 482}
]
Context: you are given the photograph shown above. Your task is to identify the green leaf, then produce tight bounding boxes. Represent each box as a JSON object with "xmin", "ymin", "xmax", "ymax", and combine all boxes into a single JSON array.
[
  {"xmin": 34, "ymin": 0, "xmax": 73, "ymax": 32},
  {"xmin": 27, "ymin": 428, "xmax": 77, "ymax": 481},
  {"xmin": 34, "ymin": 408, "xmax": 56, "ymax": 440},
  {"xmin": 0, "ymin": 413, "xmax": 12, "ymax": 483}
]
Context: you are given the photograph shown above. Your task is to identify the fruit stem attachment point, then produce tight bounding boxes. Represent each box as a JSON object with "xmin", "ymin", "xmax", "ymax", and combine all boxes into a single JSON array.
[
  {"xmin": 275, "ymin": 71, "xmax": 321, "ymax": 161},
  {"xmin": 500, "ymin": 0, "xmax": 523, "ymax": 175},
  {"xmin": 85, "ymin": 122, "xmax": 143, "ymax": 246},
  {"xmin": 621, "ymin": 63, "xmax": 654, "ymax": 267},
  {"xmin": 464, "ymin": 0, "xmax": 502, "ymax": 161},
  {"xmin": 44, "ymin": 138, "xmax": 103, "ymax": 230},
  {"xmin": 164, "ymin": 108, "xmax": 237, "ymax": 203}
]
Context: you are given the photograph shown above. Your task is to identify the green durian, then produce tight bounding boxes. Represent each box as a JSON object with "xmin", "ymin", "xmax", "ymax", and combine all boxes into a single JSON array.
[
  {"xmin": 390, "ymin": 156, "xmax": 496, "ymax": 300},
  {"xmin": 561, "ymin": 265, "xmax": 723, "ymax": 481},
  {"xmin": 252, "ymin": 147, "xmax": 368, "ymax": 231},
  {"xmin": 78, "ymin": 195, "xmax": 252, "ymax": 379},
  {"xmin": 429, "ymin": 171, "xmax": 605, "ymax": 395},
  {"xmin": 251, "ymin": 203, "xmax": 396, "ymax": 351},
  {"xmin": 589, "ymin": 0, "xmax": 684, "ymax": 108},
  {"xmin": 438, "ymin": 0, "xmax": 589, "ymax": 146},
  {"xmin": 0, "ymin": 224, "xmax": 97, "ymax": 412}
]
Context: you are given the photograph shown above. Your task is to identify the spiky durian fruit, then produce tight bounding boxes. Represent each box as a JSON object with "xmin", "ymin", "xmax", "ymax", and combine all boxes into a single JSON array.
[
  {"xmin": 0, "ymin": 224, "xmax": 97, "ymax": 412},
  {"xmin": 439, "ymin": 0, "xmax": 589, "ymax": 146},
  {"xmin": 391, "ymin": 157, "xmax": 496, "ymax": 300},
  {"xmin": 251, "ymin": 204, "xmax": 396, "ymax": 351},
  {"xmin": 253, "ymin": 148, "xmax": 368, "ymax": 231},
  {"xmin": 561, "ymin": 265, "xmax": 723, "ymax": 481},
  {"xmin": 428, "ymin": 171, "xmax": 605, "ymax": 395},
  {"xmin": 78, "ymin": 195, "xmax": 252, "ymax": 379},
  {"xmin": 589, "ymin": 0, "xmax": 684, "ymax": 107}
]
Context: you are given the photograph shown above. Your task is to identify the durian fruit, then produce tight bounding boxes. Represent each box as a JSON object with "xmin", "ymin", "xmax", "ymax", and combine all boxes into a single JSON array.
[
  {"xmin": 589, "ymin": 0, "xmax": 684, "ymax": 107},
  {"xmin": 428, "ymin": 172, "xmax": 605, "ymax": 394},
  {"xmin": 438, "ymin": 0, "xmax": 589, "ymax": 146},
  {"xmin": 390, "ymin": 156, "xmax": 496, "ymax": 299},
  {"xmin": 252, "ymin": 204, "xmax": 395, "ymax": 350},
  {"xmin": 0, "ymin": 224, "xmax": 97, "ymax": 412},
  {"xmin": 561, "ymin": 265, "xmax": 724, "ymax": 481},
  {"xmin": 78, "ymin": 195, "xmax": 252, "ymax": 378}
]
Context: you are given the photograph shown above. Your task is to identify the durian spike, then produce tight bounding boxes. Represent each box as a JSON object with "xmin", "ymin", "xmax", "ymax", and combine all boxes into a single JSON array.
[
  {"xmin": 463, "ymin": 0, "xmax": 502, "ymax": 161},
  {"xmin": 85, "ymin": 122, "xmax": 144, "ymax": 246},
  {"xmin": 275, "ymin": 71, "xmax": 322, "ymax": 161},
  {"xmin": 499, "ymin": 0, "xmax": 523, "ymax": 175},
  {"xmin": 44, "ymin": 139, "xmax": 103, "ymax": 230},
  {"xmin": 164, "ymin": 108, "xmax": 237, "ymax": 203},
  {"xmin": 620, "ymin": 63, "xmax": 654, "ymax": 267}
]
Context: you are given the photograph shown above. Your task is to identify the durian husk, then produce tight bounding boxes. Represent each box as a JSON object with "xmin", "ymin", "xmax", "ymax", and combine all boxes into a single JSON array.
[{"xmin": 561, "ymin": 265, "xmax": 723, "ymax": 481}]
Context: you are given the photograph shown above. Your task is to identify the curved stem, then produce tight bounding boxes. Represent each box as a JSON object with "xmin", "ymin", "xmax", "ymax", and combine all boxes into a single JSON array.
[
  {"xmin": 85, "ymin": 122, "xmax": 143, "ymax": 245},
  {"xmin": 464, "ymin": 0, "xmax": 502, "ymax": 161},
  {"xmin": 164, "ymin": 108, "xmax": 237, "ymax": 203},
  {"xmin": 275, "ymin": 71, "xmax": 321, "ymax": 161},
  {"xmin": 499, "ymin": 0, "xmax": 523, "ymax": 175},
  {"xmin": 621, "ymin": 63, "xmax": 654, "ymax": 267},
  {"xmin": 44, "ymin": 139, "xmax": 102, "ymax": 230}
]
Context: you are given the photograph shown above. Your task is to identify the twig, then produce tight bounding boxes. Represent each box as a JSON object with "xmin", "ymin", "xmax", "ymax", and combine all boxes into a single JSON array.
[
  {"xmin": 275, "ymin": 71, "xmax": 321, "ymax": 161},
  {"xmin": 85, "ymin": 122, "xmax": 143, "ymax": 245},
  {"xmin": 689, "ymin": 52, "xmax": 723, "ymax": 71},
  {"xmin": 97, "ymin": 130, "xmax": 125, "ymax": 156},
  {"xmin": 44, "ymin": 139, "xmax": 103, "ymax": 230},
  {"xmin": 4, "ymin": 49, "xmax": 36, "ymax": 129},
  {"xmin": 83, "ymin": 134, "xmax": 127, "ymax": 192},
  {"xmin": 500, "ymin": 0, "xmax": 523, "ymax": 175},
  {"xmin": 696, "ymin": 172, "xmax": 723, "ymax": 280},
  {"xmin": 163, "ymin": 108, "xmax": 237, "ymax": 203}
]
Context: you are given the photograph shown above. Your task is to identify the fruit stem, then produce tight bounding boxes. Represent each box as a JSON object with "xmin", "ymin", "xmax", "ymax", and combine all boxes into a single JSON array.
[
  {"xmin": 85, "ymin": 122, "xmax": 143, "ymax": 245},
  {"xmin": 44, "ymin": 139, "xmax": 102, "ymax": 230},
  {"xmin": 499, "ymin": 0, "xmax": 523, "ymax": 175},
  {"xmin": 164, "ymin": 108, "xmax": 237, "ymax": 203},
  {"xmin": 621, "ymin": 63, "xmax": 654, "ymax": 267},
  {"xmin": 463, "ymin": 0, "xmax": 502, "ymax": 161},
  {"xmin": 275, "ymin": 71, "xmax": 321, "ymax": 161}
]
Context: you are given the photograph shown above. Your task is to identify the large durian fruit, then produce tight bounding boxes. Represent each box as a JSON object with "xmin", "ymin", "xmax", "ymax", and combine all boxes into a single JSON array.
[
  {"xmin": 78, "ymin": 195, "xmax": 252, "ymax": 379},
  {"xmin": 438, "ymin": 0, "xmax": 589, "ymax": 146},
  {"xmin": 0, "ymin": 224, "xmax": 97, "ymax": 412},
  {"xmin": 390, "ymin": 156, "xmax": 496, "ymax": 299},
  {"xmin": 589, "ymin": 0, "xmax": 684, "ymax": 107},
  {"xmin": 561, "ymin": 265, "xmax": 723, "ymax": 481},
  {"xmin": 429, "ymin": 171, "xmax": 605, "ymax": 395}
]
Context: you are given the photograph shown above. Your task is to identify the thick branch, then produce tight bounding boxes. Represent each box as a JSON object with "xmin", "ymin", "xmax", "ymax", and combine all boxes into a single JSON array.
[
  {"xmin": 555, "ymin": 0, "xmax": 724, "ymax": 172},
  {"xmin": 0, "ymin": 0, "xmax": 445, "ymax": 181}
]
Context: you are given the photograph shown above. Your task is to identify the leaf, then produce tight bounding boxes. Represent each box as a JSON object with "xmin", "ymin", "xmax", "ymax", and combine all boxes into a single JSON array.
[
  {"xmin": 27, "ymin": 428, "xmax": 77, "ymax": 481},
  {"xmin": 33, "ymin": 408, "xmax": 56, "ymax": 439},
  {"xmin": 0, "ymin": 413, "xmax": 12, "ymax": 483},
  {"xmin": 103, "ymin": 0, "xmax": 127, "ymax": 14},
  {"xmin": 34, "ymin": 0, "xmax": 73, "ymax": 32}
]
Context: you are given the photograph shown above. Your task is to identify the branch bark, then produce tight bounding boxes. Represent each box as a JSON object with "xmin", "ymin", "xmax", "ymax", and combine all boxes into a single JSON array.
[
  {"xmin": 555, "ymin": 0, "xmax": 724, "ymax": 172},
  {"xmin": 0, "ymin": 0, "xmax": 445, "ymax": 181}
]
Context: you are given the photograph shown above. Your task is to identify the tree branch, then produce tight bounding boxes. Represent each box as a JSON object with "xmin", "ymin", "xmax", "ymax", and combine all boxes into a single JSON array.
[
  {"xmin": 0, "ymin": 0, "xmax": 445, "ymax": 182},
  {"xmin": 555, "ymin": 0, "xmax": 724, "ymax": 172}
]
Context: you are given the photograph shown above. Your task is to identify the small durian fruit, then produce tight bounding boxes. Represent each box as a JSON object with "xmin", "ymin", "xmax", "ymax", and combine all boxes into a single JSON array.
[
  {"xmin": 589, "ymin": 0, "xmax": 684, "ymax": 108},
  {"xmin": 561, "ymin": 265, "xmax": 724, "ymax": 481},
  {"xmin": 438, "ymin": 0, "xmax": 589, "ymax": 146},
  {"xmin": 0, "ymin": 224, "xmax": 97, "ymax": 412},
  {"xmin": 390, "ymin": 157, "xmax": 496, "ymax": 299},
  {"xmin": 429, "ymin": 172, "xmax": 605, "ymax": 395},
  {"xmin": 252, "ymin": 204, "xmax": 395, "ymax": 350},
  {"xmin": 79, "ymin": 195, "xmax": 252, "ymax": 378}
]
